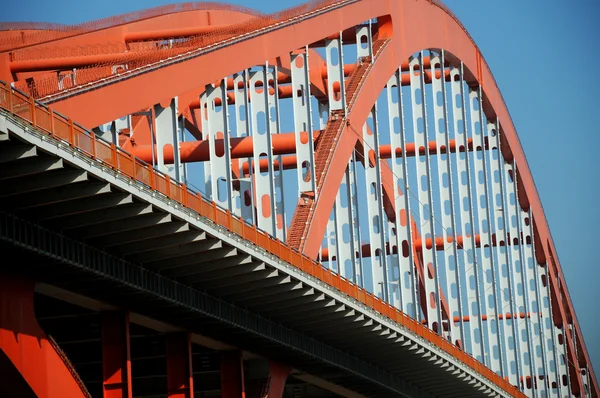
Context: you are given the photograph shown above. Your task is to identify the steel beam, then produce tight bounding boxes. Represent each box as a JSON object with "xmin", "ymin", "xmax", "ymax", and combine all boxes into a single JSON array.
[
  {"xmin": 220, "ymin": 351, "xmax": 245, "ymax": 398},
  {"xmin": 166, "ymin": 333, "xmax": 194, "ymax": 398},
  {"xmin": 101, "ymin": 311, "xmax": 133, "ymax": 398},
  {"xmin": 387, "ymin": 68, "xmax": 419, "ymax": 319},
  {"xmin": 154, "ymin": 97, "xmax": 184, "ymax": 181}
]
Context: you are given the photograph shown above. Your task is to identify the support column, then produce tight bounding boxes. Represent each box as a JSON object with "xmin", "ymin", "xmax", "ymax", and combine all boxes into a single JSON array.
[
  {"xmin": 101, "ymin": 311, "xmax": 132, "ymax": 398},
  {"xmin": 166, "ymin": 333, "xmax": 194, "ymax": 398},
  {"xmin": 0, "ymin": 275, "xmax": 88, "ymax": 398},
  {"xmin": 220, "ymin": 351, "xmax": 245, "ymax": 398},
  {"xmin": 266, "ymin": 362, "xmax": 291, "ymax": 398},
  {"xmin": 154, "ymin": 97, "xmax": 185, "ymax": 181}
]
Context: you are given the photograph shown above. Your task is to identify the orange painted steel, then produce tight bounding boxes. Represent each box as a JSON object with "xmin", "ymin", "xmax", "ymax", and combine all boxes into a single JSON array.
[
  {"xmin": 0, "ymin": 275, "xmax": 90, "ymax": 398},
  {"xmin": 166, "ymin": 333, "xmax": 194, "ymax": 398},
  {"xmin": 10, "ymin": 0, "xmax": 355, "ymax": 108},
  {"xmin": 320, "ymin": 233, "xmax": 531, "ymax": 262},
  {"xmin": 184, "ymin": 69, "xmax": 448, "ymax": 109},
  {"xmin": 220, "ymin": 351, "xmax": 245, "ymax": 398},
  {"xmin": 0, "ymin": 0, "xmax": 596, "ymax": 394},
  {"xmin": 130, "ymin": 132, "xmax": 487, "ymax": 165},
  {"xmin": 420, "ymin": 313, "xmax": 534, "ymax": 326},
  {"xmin": 379, "ymin": 137, "xmax": 489, "ymax": 159},
  {"xmin": 101, "ymin": 312, "xmax": 133, "ymax": 398},
  {"xmin": 0, "ymin": 3, "xmax": 262, "ymax": 53},
  {"xmin": 0, "ymin": 83, "xmax": 525, "ymax": 398},
  {"xmin": 131, "ymin": 131, "xmax": 318, "ymax": 163}
]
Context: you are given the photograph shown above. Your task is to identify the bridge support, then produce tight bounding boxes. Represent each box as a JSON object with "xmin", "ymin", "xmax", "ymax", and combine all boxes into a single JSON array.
[
  {"xmin": 0, "ymin": 275, "xmax": 87, "ymax": 398},
  {"xmin": 220, "ymin": 350, "xmax": 245, "ymax": 398},
  {"xmin": 266, "ymin": 362, "xmax": 291, "ymax": 397},
  {"xmin": 166, "ymin": 332, "xmax": 194, "ymax": 398},
  {"xmin": 101, "ymin": 311, "xmax": 132, "ymax": 398}
]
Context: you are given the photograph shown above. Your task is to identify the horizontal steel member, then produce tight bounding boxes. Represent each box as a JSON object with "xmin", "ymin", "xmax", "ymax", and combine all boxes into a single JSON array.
[
  {"xmin": 379, "ymin": 137, "xmax": 489, "ymax": 158},
  {"xmin": 239, "ymin": 155, "xmax": 298, "ymax": 175},
  {"xmin": 320, "ymin": 233, "xmax": 529, "ymax": 261},
  {"xmin": 188, "ymin": 69, "xmax": 449, "ymax": 108},
  {"xmin": 449, "ymin": 312, "xmax": 535, "ymax": 323},
  {"xmin": 131, "ymin": 131, "xmax": 320, "ymax": 163},
  {"xmin": 131, "ymin": 133, "xmax": 486, "ymax": 165},
  {"xmin": 124, "ymin": 25, "xmax": 230, "ymax": 42}
]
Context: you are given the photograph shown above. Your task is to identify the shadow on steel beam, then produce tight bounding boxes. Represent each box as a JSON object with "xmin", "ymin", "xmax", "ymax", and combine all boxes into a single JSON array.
[{"xmin": 0, "ymin": 275, "xmax": 89, "ymax": 398}]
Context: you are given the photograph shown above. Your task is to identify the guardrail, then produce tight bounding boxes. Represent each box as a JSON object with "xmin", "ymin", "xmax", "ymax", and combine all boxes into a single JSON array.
[{"xmin": 0, "ymin": 81, "xmax": 523, "ymax": 398}]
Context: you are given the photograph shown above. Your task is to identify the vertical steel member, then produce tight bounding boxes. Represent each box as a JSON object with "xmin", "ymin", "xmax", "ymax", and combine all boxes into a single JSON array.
[
  {"xmin": 525, "ymin": 208, "xmax": 551, "ymax": 397},
  {"xmin": 349, "ymin": 151, "xmax": 364, "ymax": 287},
  {"xmin": 495, "ymin": 125, "xmax": 524, "ymax": 387},
  {"xmin": 220, "ymin": 351, "xmax": 245, "ymax": 398},
  {"xmin": 200, "ymin": 79, "xmax": 232, "ymax": 210},
  {"xmin": 449, "ymin": 62, "xmax": 484, "ymax": 356},
  {"xmin": 486, "ymin": 120, "xmax": 513, "ymax": 381},
  {"xmin": 362, "ymin": 105, "xmax": 389, "ymax": 302},
  {"xmin": 430, "ymin": 50, "xmax": 464, "ymax": 343},
  {"xmin": 321, "ymin": 98, "xmax": 337, "ymax": 270},
  {"xmin": 469, "ymin": 85, "xmax": 499, "ymax": 370},
  {"xmin": 410, "ymin": 53, "xmax": 442, "ymax": 332},
  {"xmin": 355, "ymin": 20, "xmax": 373, "ymax": 59},
  {"xmin": 291, "ymin": 47, "xmax": 316, "ymax": 195},
  {"xmin": 333, "ymin": 166, "xmax": 354, "ymax": 279},
  {"xmin": 325, "ymin": 204, "xmax": 337, "ymax": 270},
  {"xmin": 544, "ymin": 253, "xmax": 571, "ymax": 397},
  {"xmin": 325, "ymin": 32, "xmax": 346, "ymax": 113},
  {"xmin": 232, "ymin": 70, "xmax": 255, "ymax": 223},
  {"xmin": 249, "ymin": 64, "xmax": 278, "ymax": 238},
  {"xmin": 269, "ymin": 65, "xmax": 287, "ymax": 241},
  {"xmin": 536, "ymin": 244, "xmax": 563, "ymax": 396},
  {"xmin": 515, "ymin": 185, "xmax": 544, "ymax": 396},
  {"xmin": 504, "ymin": 159, "xmax": 535, "ymax": 394},
  {"xmin": 166, "ymin": 333, "xmax": 194, "ymax": 398},
  {"xmin": 389, "ymin": 68, "xmax": 420, "ymax": 319},
  {"xmin": 101, "ymin": 311, "xmax": 132, "ymax": 398},
  {"xmin": 93, "ymin": 114, "xmax": 131, "ymax": 145},
  {"xmin": 154, "ymin": 97, "xmax": 184, "ymax": 181}
]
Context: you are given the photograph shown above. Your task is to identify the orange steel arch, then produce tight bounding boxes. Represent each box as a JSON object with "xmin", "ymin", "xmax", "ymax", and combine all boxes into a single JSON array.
[{"xmin": 20, "ymin": 1, "xmax": 597, "ymax": 395}]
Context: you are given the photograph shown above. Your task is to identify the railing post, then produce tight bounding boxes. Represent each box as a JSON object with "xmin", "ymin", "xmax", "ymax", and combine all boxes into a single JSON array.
[
  {"xmin": 29, "ymin": 95, "xmax": 36, "ymax": 127},
  {"xmin": 5, "ymin": 82, "xmax": 13, "ymax": 113},
  {"xmin": 48, "ymin": 105, "xmax": 55, "ymax": 136},
  {"xmin": 91, "ymin": 132, "xmax": 97, "ymax": 159},
  {"xmin": 130, "ymin": 152, "xmax": 136, "ymax": 179},
  {"xmin": 111, "ymin": 142, "xmax": 118, "ymax": 169},
  {"xmin": 166, "ymin": 174, "xmax": 171, "ymax": 198},
  {"xmin": 150, "ymin": 168, "xmax": 156, "ymax": 190},
  {"xmin": 68, "ymin": 118, "xmax": 75, "ymax": 145}
]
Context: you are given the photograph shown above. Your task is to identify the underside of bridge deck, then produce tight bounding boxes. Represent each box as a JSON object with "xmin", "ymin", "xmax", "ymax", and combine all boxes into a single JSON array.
[{"xmin": 0, "ymin": 109, "xmax": 508, "ymax": 397}]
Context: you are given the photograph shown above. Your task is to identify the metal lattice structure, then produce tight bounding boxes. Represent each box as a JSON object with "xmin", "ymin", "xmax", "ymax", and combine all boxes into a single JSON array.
[{"xmin": 0, "ymin": 1, "xmax": 596, "ymax": 397}]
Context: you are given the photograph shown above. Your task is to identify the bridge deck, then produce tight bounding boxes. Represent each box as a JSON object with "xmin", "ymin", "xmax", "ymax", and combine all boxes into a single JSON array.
[{"xmin": 0, "ymin": 100, "xmax": 513, "ymax": 397}]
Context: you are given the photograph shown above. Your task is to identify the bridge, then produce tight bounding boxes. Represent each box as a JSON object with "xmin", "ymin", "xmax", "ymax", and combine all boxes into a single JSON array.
[{"xmin": 0, "ymin": 1, "xmax": 597, "ymax": 397}]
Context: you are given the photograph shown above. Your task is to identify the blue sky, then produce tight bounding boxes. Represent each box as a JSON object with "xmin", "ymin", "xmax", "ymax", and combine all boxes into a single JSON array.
[{"xmin": 5, "ymin": 0, "xmax": 599, "ymax": 378}]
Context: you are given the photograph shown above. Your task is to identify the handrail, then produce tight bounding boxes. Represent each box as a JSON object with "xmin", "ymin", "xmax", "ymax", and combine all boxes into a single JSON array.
[{"xmin": 0, "ymin": 81, "xmax": 524, "ymax": 398}]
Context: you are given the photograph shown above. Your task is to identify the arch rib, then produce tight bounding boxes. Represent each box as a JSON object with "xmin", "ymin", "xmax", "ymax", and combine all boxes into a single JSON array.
[
  {"xmin": 2, "ymin": 0, "xmax": 596, "ymax": 396},
  {"xmin": 280, "ymin": 1, "xmax": 597, "ymax": 396}
]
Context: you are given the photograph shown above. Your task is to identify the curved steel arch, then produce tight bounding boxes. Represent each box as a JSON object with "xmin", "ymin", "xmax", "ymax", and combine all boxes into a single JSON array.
[
  {"xmin": 1, "ymin": 0, "xmax": 596, "ymax": 396},
  {"xmin": 283, "ymin": 1, "xmax": 597, "ymax": 396}
]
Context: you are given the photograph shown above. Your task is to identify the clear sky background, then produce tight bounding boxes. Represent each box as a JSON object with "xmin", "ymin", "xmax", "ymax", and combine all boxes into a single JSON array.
[{"xmin": 4, "ymin": 0, "xmax": 599, "ymax": 378}]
